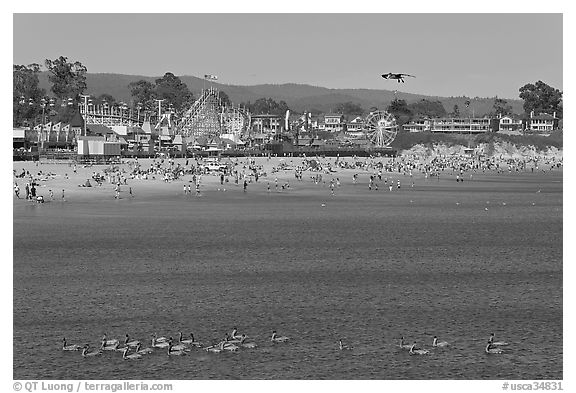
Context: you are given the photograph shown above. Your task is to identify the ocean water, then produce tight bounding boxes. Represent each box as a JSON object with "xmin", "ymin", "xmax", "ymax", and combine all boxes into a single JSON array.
[{"xmin": 13, "ymin": 171, "xmax": 563, "ymax": 379}]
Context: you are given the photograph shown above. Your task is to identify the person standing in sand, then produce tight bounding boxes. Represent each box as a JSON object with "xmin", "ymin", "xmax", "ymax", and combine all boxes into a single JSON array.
[
  {"xmin": 14, "ymin": 183, "xmax": 20, "ymax": 199},
  {"xmin": 61, "ymin": 189, "xmax": 65, "ymax": 201}
]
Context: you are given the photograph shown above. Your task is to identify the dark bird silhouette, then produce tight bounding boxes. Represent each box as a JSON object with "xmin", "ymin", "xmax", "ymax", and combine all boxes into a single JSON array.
[{"xmin": 381, "ymin": 73, "xmax": 416, "ymax": 83}]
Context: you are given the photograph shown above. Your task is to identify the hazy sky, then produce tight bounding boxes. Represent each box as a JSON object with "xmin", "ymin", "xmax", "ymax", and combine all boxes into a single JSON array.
[{"xmin": 13, "ymin": 13, "xmax": 562, "ymax": 99}]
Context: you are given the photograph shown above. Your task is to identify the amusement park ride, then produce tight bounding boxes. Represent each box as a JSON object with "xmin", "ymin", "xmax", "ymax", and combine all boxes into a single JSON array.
[
  {"xmin": 79, "ymin": 85, "xmax": 399, "ymax": 149},
  {"xmin": 176, "ymin": 87, "xmax": 251, "ymax": 141}
]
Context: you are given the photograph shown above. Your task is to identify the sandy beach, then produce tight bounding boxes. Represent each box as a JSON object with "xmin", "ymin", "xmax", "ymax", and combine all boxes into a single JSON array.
[{"xmin": 11, "ymin": 149, "xmax": 563, "ymax": 205}]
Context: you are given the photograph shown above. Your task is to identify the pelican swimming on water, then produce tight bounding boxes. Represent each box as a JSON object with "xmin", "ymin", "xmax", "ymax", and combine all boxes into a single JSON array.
[
  {"xmin": 179, "ymin": 331, "xmax": 194, "ymax": 344},
  {"xmin": 240, "ymin": 334, "xmax": 257, "ymax": 349},
  {"xmin": 485, "ymin": 341, "xmax": 503, "ymax": 354},
  {"xmin": 122, "ymin": 346, "xmax": 142, "ymax": 360},
  {"xmin": 100, "ymin": 335, "xmax": 124, "ymax": 351},
  {"xmin": 220, "ymin": 335, "xmax": 239, "ymax": 351},
  {"xmin": 432, "ymin": 336, "xmax": 449, "ymax": 348},
  {"xmin": 100, "ymin": 334, "xmax": 119, "ymax": 348},
  {"xmin": 398, "ymin": 336, "xmax": 412, "ymax": 350},
  {"xmin": 62, "ymin": 338, "xmax": 82, "ymax": 351},
  {"xmin": 409, "ymin": 342, "xmax": 429, "ymax": 355},
  {"xmin": 188, "ymin": 333, "xmax": 203, "ymax": 347},
  {"xmin": 125, "ymin": 334, "xmax": 141, "ymax": 348},
  {"xmin": 81, "ymin": 344, "xmax": 102, "ymax": 357},
  {"xmin": 179, "ymin": 332, "xmax": 203, "ymax": 347},
  {"xmin": 271, "ymin": 330, "xmax": 289, "ymax": 343},
  {"xmin": 167, "ymin": 341, "xmax": 187, "ymax": 356},
  {"xmin": 100, "ymin": 342, "xmax": 118, "ymax": 351},
  {"xmin": 135, "ymin": 342, "xmax": 154, "ymax": 355},
  {"xmin": 339, "ymin": 339, "xmax": 352, "ymax": 351},
  {"xmin": 153, "ymin": 333, "xmax": 169, "ymax": 343},
  {"xmin": 231, "ymin": 327, "xmax": 241, "ymax": 340},
  {"xmin": 224, "ymin": 332, "xmax": 242, "ymax": 344},
  {"xmin": 204, "ymin": 343, "xmax": 223, "ymax": 353},
  {"xmin": 168, "ymin": 337, "xmax": 188, "ymax": 352},
  {"xmin": 151, "ymin": 335, "xmax": 170, "ymax": 349}
]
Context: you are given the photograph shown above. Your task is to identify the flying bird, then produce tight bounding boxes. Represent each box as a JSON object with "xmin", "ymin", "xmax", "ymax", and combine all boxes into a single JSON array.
[{"xmin": 381, "ymin": 73, "xmax": 416, "ymax": 83}]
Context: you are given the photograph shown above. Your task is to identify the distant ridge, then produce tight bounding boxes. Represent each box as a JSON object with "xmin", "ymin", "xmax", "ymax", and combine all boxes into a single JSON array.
[{"xmin": 36, "ymin": 72, "xmax": 525, "ymax": 115}]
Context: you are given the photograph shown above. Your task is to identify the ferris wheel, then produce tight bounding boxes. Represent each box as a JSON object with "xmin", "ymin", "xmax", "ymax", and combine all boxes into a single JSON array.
[{"xmin": 362, "ymin": 110, "xmax": 398, "ymax": 147}]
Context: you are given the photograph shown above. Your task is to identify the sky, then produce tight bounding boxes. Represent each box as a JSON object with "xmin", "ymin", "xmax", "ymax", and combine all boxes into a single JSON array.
[{"xmin": 12, "ymin": 13, "xmax": 563, "ymax": 100}]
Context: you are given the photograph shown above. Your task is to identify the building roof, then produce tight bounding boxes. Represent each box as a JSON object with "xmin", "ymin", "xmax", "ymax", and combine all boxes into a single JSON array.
[
  {"xmin": 499, "ymin": 116, "xmax": 523, "ymax": 122},
  {"xmin": 347, "ymin": 116, "xmax": 364, "ymax": 123},
  {"xmin": 78, "ymin": 136, "xmax": 105, "ymax": 141},
  {"xmin": 531, "ymin": 113, "xmax": 556, "ymax": 120},
  {"xmin": 87, "ymin": 124, "xmax": 114, "ymax": 136},
  {"xmin": 219, "ymin": 137, "xmax": 238, "ymax": 146},
  {"xmin": 13, "ymin": 128, "xmax": 26, "ymax": 139},
  {"xmin": 251, "ymin": 114, "xmax": 282, "ymax": 119},
  {"xmin": 69, "ymin": 111, "xmax": 85, "ymax": 128}
]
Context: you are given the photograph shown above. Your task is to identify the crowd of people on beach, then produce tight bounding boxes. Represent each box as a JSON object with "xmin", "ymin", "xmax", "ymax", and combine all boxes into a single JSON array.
[{"xmin": 13, "ymin": 150, "xmax": 562, "ymax": 203}]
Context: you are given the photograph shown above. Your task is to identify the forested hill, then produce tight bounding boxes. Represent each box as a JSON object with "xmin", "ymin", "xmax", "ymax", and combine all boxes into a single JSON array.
[{"xmin": 36, "ymin": 72, "xmax": 525, "ymax": 115}]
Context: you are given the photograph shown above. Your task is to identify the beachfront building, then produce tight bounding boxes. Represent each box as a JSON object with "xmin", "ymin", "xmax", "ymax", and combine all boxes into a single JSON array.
[
  {"xmin": 77, "ymin": 136, "xmax": 121, "ymax": 160},
  {"xmin": 324, "ymin": 114, "xmax": 345, "ymax": 133},
  {"xmin": 403, "ymin": 117, "xmax": 433, "ymax": 132},
  {"xmin": 430, "ymin": 117, "xmax": 492, "ymax": 133},
  {"xmin": 526, "ymin": 111, "xmax": 558, "ymax": 133},
  {"xmin": 346, "ymin": 116, "xmax": 364, "ymax": 132},
  {"xmin": 250, "ymin": 114, "xmax": 283, "ymax": 135},
  {"xmin": 69, "ymin": 112, "xmax": 85, "ymax": 138},
  {"xmin": 497, "ymin": 115, "xmax": 524, "ymax": 134}
]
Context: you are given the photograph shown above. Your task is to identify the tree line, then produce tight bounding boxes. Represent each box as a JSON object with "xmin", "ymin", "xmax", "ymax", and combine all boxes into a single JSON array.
[
  {"xmin": 13, "ymin": 55, "xmax": 563, "ymax": 129},
  {"xmin": 13, "ymin": 56, "xmax": 201, "ymax": 127}
]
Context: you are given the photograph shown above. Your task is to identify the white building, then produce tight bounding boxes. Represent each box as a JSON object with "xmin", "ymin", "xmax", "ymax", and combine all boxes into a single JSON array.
[
  {"xmin": 431, "ymin": 117, "xmax": 492, "ymax": 133},
  {"xmin": 403, "ymin": 118, "xmax": 432, "ymax": 132},
  {"xmin": 526, "ymin": 111, "xmax": 557, "ymax": 133},
  {"xmin": 498, "ymin": 115, "xmax": 523, "ymax": 132},
  {"xmin": 324, "ymin": 114, "xmax": 345, "ymax": 133}
]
